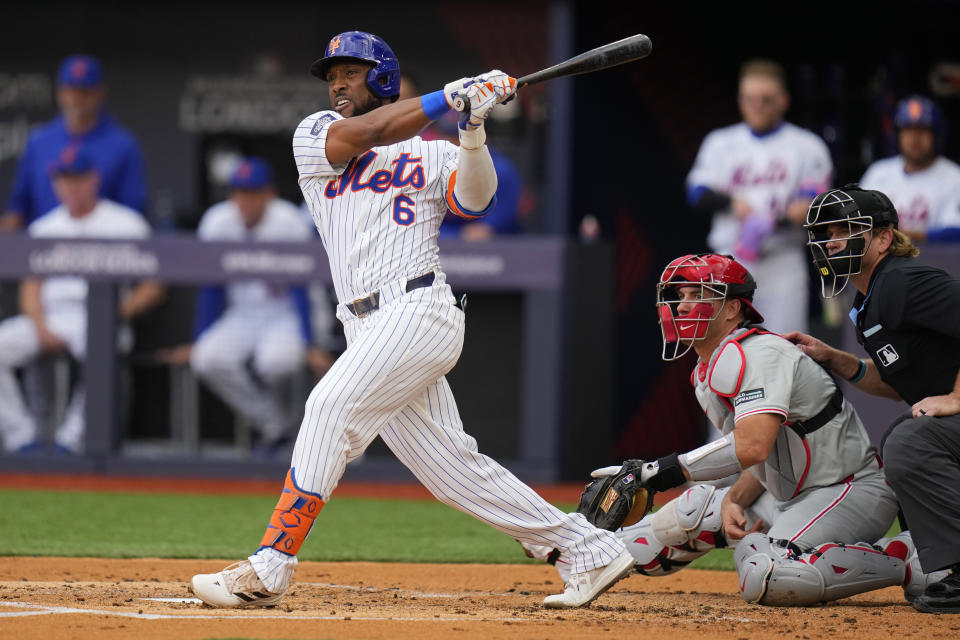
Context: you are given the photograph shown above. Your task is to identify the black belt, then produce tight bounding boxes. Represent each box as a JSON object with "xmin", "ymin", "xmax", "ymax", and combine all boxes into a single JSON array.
[
  {"xmin": 788, "ymin": 386, "xmax": 844, "ymax": 438},
  {"xmin": 346, "ymin": 272, "xmax": 435, "ymax": 318}
]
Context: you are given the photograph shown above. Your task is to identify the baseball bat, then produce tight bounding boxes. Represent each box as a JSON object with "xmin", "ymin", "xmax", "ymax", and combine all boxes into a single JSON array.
[{"xmin": 454, "ymin": 33, "xmax": 652, "ymax": 111}]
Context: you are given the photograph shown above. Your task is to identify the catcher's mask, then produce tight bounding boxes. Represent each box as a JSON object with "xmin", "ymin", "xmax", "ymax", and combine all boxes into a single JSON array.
[
  {"xmin": 656, "ymin": 253, "xmax": 763, "ymax": 361},
  {"xmin": 804, "ymin": 185, "xmax": 898, "ymax": 298}
]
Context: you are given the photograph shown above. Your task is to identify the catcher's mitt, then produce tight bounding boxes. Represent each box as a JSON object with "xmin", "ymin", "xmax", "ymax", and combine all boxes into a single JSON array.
[{"xmin": 576, "ymin": 460, "xmax": 655, "ymax": 531}]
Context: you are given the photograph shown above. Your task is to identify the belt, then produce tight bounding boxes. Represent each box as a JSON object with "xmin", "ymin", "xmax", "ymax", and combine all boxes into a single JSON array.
[{"xmin": 346, "ymin": 272, "xmax": 436, "ymax": 318}]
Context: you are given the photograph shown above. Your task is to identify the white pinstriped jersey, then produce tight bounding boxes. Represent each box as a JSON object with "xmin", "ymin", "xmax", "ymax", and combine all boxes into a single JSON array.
[
  {"xmin": 687, "ymin": 122, "xmax": 832, "ymax": 254},
  {"xmin": 197, "ymin": 197, "xmax": 312, "ymax": 310},
  {"xmin": 692, "ymin": 328, "xmax": 876, "ymax": 501},
  {"xmin": 860, "ymin": 156, "xmax": 960, "ymax": 234},
  {"xmin": 294, "ymin": 110, "xmax": 460, "ymax": 305}
]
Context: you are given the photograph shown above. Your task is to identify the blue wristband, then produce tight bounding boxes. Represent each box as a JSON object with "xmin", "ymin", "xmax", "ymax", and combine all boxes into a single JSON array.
[
  {"xmin": 847, "ymin": 359, "xmax": 867, "ymax": 383},
  {"xmin": 420, "ymin": 90, "xmax": 450, "ymax": 121}
]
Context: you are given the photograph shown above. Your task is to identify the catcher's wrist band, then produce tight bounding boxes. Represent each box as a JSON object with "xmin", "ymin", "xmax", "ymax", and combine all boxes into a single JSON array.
[
  {"xmin": 646, "ymin": 453, "xmax": 687, "ymax": 492},
  {"xmin": 846, "ymin": 358, "xmax": 867, "ymax": 383},
  {"xmin": 678, "ymin": 432, "xmax": 742, "ymax": 481},
  {"xmin": 421, "ymin": 90, "xmax": 451, "ymax": 120}
]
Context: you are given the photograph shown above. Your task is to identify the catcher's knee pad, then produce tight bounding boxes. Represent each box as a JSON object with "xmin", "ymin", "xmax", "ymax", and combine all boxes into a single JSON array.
[
  {"xmin": 651, "ymin": 484, "xmax": 727, "ymax": 550},
  {"xmin": 259, "ymin": 468, "xmax": 325, "ymax": 556},
  {"xmin": 620, "ymin": 515, "xmax": 703, "ymax": 576}
]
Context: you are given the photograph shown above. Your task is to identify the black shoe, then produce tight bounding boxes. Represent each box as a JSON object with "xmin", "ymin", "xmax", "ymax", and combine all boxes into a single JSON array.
[{"xmin": 914, "ymin": 570, "xmax": 960, "ymax": 613}]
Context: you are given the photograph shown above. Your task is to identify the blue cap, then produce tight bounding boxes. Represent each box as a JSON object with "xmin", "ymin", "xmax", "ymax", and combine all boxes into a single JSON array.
[
  {"xmin": 229, "ymin": 157, "xmax": 274, "ymax": 190},
  {"xmin": 57, "ymin": 54, "xmax": 104, "ymax": 88},
  {"xmin": 49, "ymin": 145, "xmax": 97, "ymax": 175},
  {"xmin": 894, "ymin": 95, "xmax": 941, "ymax": 130}
]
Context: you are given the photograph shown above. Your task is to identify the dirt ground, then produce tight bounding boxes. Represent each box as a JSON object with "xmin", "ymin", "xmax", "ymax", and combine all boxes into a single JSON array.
[{"xmin": 2, "ymin": 557, "xmax": 959, "ymax": 640}]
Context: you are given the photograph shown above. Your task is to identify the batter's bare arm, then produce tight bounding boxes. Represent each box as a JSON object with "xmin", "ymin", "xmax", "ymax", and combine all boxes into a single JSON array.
[{"xmin": 325, "ymin": 99, "xmax": 433, "ymax": 165}]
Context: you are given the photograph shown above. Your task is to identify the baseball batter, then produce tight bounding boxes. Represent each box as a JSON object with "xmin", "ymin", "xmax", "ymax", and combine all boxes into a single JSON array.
[
  {"xmin": 191, "ymin": 30, "xmax": 633, "ymax": 610},
  {"xmin": 686, "ymin": 59, "xmax": 832, "ymax": 334},
  {"xmin": 541, "ymin": 254, "xmax": 945, "ymax": 606},
  {"xmin": 860, "ymin": 96, "xmax": 960, "ymax": 241}
]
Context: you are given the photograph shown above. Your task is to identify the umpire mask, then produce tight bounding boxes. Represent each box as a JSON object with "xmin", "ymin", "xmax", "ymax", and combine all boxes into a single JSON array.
[{"xmin": 804, "ymin": 185, "xmax": 898, "ymax": 298}]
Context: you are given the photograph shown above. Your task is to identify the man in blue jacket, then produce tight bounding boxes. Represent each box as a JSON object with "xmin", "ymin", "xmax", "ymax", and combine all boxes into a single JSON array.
[{"xmin": 2, "ymin": 54, "xmax": 147, "ymax": 230}]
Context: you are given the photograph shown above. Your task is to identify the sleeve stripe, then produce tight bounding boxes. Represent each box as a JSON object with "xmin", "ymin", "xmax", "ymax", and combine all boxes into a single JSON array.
[
  {"xmin": 734, "ymin": 407, "xmax": 788, "ymax": 422},
  {"xmin": 445, "ymin": 171, "xmax": 496, "ymax": 220}
]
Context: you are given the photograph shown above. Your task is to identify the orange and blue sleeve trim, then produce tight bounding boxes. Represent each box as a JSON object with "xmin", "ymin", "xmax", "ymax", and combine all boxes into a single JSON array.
[{"xmin": 445, "ymin": 170, "xmax": 497, "ymax": 220}]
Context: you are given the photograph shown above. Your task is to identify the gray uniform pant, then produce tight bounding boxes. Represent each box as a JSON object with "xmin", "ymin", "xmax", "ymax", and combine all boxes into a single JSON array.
[{"xmin": 883, "ymin": 412, "xmax": 960, "ymax": 573}]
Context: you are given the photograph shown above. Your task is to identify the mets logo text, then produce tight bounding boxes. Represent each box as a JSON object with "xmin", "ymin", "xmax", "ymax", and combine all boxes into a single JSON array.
[{"xmin": 325, "ymin": 151, "xmax": 425, "ymax": 199}]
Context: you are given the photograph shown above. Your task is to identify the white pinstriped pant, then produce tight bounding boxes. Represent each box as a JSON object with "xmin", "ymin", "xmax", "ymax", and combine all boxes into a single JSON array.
[{"xmin": 250, "ymin": 279, "xmax": 624, "ymax": 592}]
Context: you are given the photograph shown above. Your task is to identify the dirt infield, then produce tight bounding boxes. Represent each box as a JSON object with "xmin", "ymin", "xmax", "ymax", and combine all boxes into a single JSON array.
[{"xmin": 2, "ymin": 557, "xmax": 958, "ymax": 640}]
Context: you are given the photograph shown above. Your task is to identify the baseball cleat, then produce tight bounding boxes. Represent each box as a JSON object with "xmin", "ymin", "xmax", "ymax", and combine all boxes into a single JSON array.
[
  {"xmin": 190, "ymin": 560, "xmax": 284, "ymax": 608},
  {"xmin": 542, "ymin": 548, "xmax": 634, "ymax": 609},
  {"xmin": 880, "ymin": 532, "xmax": 950, "ymax": 603}
]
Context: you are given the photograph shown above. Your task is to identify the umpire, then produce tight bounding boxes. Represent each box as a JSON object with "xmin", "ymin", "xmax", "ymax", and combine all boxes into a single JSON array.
[{"xmin": 786, "ymin": 184, "xmax": 960, "ymax": 614}]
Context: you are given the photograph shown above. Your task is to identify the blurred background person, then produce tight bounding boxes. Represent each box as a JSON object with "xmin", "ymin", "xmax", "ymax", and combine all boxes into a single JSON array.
[
  {"xmin": 157, "ymin": 158, "xmax": 329, "ymax": 457},
  {"xmin": 2, "ymin": 54, "xmax": 147, "ymax": 231},
  {"xmin": 686, "ymin": 59, "xmax": 832, "ymax": 334},
  {"xmin": 860, "ymin": 95, "xmax": 960, "ymax": 243},
  {"xmin": 0, "ymin": 146, "xmax": 163, "ymax": 454}
]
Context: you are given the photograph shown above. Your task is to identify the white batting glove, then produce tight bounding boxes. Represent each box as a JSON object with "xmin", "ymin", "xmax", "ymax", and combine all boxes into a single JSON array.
[
  {"xmin": 443, "ymin": 77, "xmax": 474, "ymax": 108},
  {"xmin": 457, "ymin": 82, "xmax": 499, "ymax": 149},
  {"xmin": 473, "ymin": 69, "xmax": 518, "ymax": 103}
]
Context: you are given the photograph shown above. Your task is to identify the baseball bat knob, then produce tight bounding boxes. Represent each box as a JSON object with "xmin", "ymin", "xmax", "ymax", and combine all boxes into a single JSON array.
[{"xmin": 453, "ymin": 95, "xmax": 469, "ymax": 113}]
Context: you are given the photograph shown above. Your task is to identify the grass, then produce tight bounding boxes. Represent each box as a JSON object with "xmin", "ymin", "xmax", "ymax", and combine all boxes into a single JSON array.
[{"xmin": 0, "ymin": 488, "xmax": 736, "ymax": 570}]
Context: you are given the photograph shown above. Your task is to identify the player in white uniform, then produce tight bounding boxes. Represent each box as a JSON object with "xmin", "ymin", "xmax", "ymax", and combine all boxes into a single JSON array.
[
  {"xmin": 527, "ymin": 254, "xmax": 947, "ymax": 606},
  {"xmin": 686, "ymin": 59, "xmax": 832, "ymax": 334},
  {"xmin": 0, "ymin": 146, "xmax": 163, "ymax": 453},
  {"xmin": 860, "ymin": 95, "xmax": 960, "ymax": 242},
  {"xmin": 174, "ymin": 158, "xmax": 315, "ymax": 452},
  {"xmin": 190, "ymin": 30, "xmax": 633, "ymax": 610}
]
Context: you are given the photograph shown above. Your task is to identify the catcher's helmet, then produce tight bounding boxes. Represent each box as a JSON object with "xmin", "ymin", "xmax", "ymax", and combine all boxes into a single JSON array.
[
  {"xmin": 310, "ymin": 31, "xmax": 401, "ymax": 100},
  {"xmin": 656, "ymin": 253, "xmax": 763, "ymax": 361},
  {"xmin": 804, "ymin": 184, "xmax": 898, "ymax": 298}
]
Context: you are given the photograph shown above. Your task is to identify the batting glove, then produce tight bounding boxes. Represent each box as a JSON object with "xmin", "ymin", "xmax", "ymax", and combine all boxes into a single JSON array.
[
  {"xmin": 443, "ymin": 77, "xmax": 475, "ymax": 108},
  {"xmin": 473, "ymin": 69, "xmax": 518, "ymax": 104},
  {"xmin": 457, "ymin": 82, "xmax": 499, "ymax": 149}
]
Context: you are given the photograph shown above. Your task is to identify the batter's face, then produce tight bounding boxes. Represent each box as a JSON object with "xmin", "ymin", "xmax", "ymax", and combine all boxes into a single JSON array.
[
  {"xmin": 899, "ymin": 126, "xmax": 936, "ymax": 166},
  {"xmin": 738, "ymin": 75, "xmax": 788, "ymax": 133},
  {"xmin": 326, "ymin": 62, "xmax": 383, "ymax": 117}
]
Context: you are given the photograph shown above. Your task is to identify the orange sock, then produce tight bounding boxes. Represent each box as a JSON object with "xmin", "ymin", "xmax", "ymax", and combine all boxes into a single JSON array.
[{"xmin": 259, "ymin": 469, "xmax": 325, "ymax": 555}]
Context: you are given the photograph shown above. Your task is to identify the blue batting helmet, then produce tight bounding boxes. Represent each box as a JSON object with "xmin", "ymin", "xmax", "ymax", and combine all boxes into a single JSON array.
[
  {"xmin": 894, "ymin": 95, "xmax": 942, "ymax": 130},
  {"xmin": 310, "ymin": 31, "xmax": 401, "ymax": 100}
]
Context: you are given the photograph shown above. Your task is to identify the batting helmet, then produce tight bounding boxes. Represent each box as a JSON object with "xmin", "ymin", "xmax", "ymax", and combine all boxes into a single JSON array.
[
  {"xmin": 804, "ymin": 184, "xmax": 898, "ymax": 298},
  {"xmin": 310, "ymin": 31, "xmax": 401, "ymax": 100},
  {"xmin": 656, "ymin": 253, "xmax": 763, "ymax": 361},
  {"xmin": 894, "ymin": 95, "xmax": 946, "ymax": 152}
]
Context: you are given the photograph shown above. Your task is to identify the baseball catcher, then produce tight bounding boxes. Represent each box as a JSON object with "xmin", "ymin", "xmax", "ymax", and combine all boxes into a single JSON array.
[{"xmin": 526, "ymin": 253, "xmax": 946, "ymax": 606}]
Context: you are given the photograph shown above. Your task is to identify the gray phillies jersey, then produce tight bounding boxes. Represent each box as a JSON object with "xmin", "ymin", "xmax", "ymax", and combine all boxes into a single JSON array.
[{"xmin": 692, "ymin": 327, "xmax": 878, "ymax": 501}]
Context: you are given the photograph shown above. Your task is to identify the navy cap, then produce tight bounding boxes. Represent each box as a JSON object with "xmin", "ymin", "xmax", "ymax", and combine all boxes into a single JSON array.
[
  {"xmin": 49, "ymin": 145, "xmax": 97, "ymax": 175},
  {"xmin": 229, "ymin": 157, "xmax": 274, "ymax": 190},
  {"xmin": 57, "ymin": 54, "xmax": 104, "ymax": 88}
]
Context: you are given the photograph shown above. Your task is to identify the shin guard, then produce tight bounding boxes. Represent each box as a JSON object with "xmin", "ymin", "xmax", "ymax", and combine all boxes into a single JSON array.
[{"xmin": 259, "ymin": 469, "xmax": 325, "ymax": 556}]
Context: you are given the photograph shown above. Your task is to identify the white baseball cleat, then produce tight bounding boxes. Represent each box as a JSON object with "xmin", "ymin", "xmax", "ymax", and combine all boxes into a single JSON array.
[
  {"xmin": 542, "ymin": 549, "xmax": 634, "ymax": 609},
  {"xmin": 190, "ymin": 560, "xmax": 284, "ymax": 608}
]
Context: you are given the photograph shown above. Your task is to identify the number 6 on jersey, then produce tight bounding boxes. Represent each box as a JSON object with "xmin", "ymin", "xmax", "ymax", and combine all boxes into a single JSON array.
[{"xmin": 393, "ymin": 195, "xmax": 415, "ymax": 226}]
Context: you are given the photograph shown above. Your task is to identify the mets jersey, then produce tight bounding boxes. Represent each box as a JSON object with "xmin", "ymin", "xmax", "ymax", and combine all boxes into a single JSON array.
[
  {"xmin": 196, "ymin": 197, "xmax": 313, "ymax": 310},
  {"xmin": 860, "ymin": 156, "xmax": 960, "ymax": 234},
  {"xmin": 692, "ymin": 328, "xmax": 877, "ymax": 501},
  {"xmin": 294, "ymin": 110, "xmax": 464, "ymax": 306},
  {"xmin": 28, "ymin": 199, "xmax": 151, "ymax": 315},
  {"xmin": 687, "ymin": 122, "xmax": 832, "ymax": 255}
]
